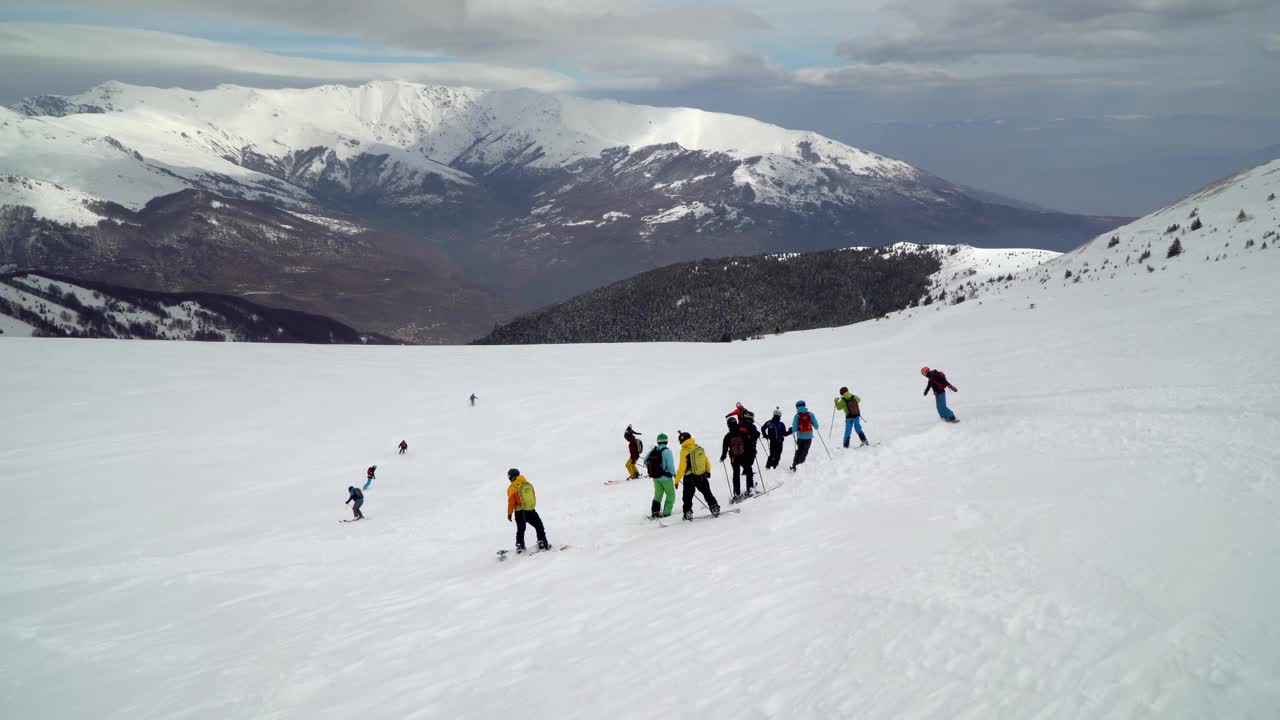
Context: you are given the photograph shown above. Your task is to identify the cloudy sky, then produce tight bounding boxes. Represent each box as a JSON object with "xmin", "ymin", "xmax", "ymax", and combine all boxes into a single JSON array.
[{"xmin": 2, "ymin": 0, "xmax": 1277, "ymax": 215}]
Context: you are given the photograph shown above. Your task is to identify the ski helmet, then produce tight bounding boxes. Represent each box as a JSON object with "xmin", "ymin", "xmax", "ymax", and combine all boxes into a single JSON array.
[
  {"xmin": 727, "ymin": 416, "xmax": 738, "ymax": 428},
  {"xmin": 507, "ymin": 468, "xmax": 520, "ymax": 480},
  {"xmin": 773, "ymin": 409, "xmax": 782, "ymax": 417},
  {"xmin": 796, "ymin": 400, "xmax": 806, "ymax": 407},
  {"xmin": 736, "ymin": 402, "xmax": 743, "ymax": 408},
  {"xmin": 920, "ymin": 366, "xmax": 930, "ymax": 376},
  {"xmin": 839, "ymin": 386, "xmax": 848, "ymax": 395},
  {"xmin": 656, "ymin": 433, "xmax": 668, "ymax": 444},
  {"xmin": 677, "ymin": 431, "xmax": 692, "ymax": 443}
]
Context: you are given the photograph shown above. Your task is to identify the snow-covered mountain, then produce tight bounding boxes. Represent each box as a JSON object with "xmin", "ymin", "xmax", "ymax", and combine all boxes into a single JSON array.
[
  {"xmin": 1, "ymin": 81, "xmax": 1123, "ymax": 337},
  {"xmin": 0, "ymin": 271, "xmax": 378, "ymax": 342},
  {"xmin": 2, "ymin": 162, "xmax": 1276, "ymax": 719}
]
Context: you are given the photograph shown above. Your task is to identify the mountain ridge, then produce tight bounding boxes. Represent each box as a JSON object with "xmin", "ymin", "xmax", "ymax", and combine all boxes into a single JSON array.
[{"xmin": 2, "ymin": 80, "xmax": 1125, "ymax": 340}]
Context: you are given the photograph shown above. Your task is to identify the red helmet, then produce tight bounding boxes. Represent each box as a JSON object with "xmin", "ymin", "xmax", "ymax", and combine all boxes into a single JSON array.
[{"xmin": 920, "ymin": 367, "xmax": 930, "ymax": 376}]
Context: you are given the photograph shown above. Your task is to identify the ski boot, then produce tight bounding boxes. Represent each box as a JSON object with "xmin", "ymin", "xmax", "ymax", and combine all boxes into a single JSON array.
[
  {"xmin": 537, "ymin": 540, "xmax": 551, "ymax": 551},
  {"xmin": 710, "ymin": 505, "xmax": 721, "ymax": 518},
  {"xmin": 683, "ymin": 511, "xmax": 694, "ymax": 522},
  {"xmin": 745, "ymin": 488, "xmax": 754, "ymax": 498},
  {"xmin": 730, "ymin": 494, "xmax": 742, "ymax": 504},
  {"xmin": 516, "ymin": 546, "xmax": 527, "ymax": 554}
]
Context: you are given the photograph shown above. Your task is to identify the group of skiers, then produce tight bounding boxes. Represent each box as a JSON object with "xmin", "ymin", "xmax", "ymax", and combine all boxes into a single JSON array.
[
  {"xmin": 626, "ymin": 367, "xmax": 961, "ymax": 522},
  {"xmin": 344, "ymin": 371, "xmax": 961, "ymax": 547}
]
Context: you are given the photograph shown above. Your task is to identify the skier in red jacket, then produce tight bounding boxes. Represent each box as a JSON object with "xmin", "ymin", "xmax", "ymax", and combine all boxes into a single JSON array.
[{"xmin": 921, "ymin": 367, "xmax": 959, "ymax": 423}]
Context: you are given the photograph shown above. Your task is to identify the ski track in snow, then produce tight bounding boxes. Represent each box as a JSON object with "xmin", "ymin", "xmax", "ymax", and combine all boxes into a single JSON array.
[{"xmin": 2, "ymin": 239, "xmax": 1279, "ymax": 719}]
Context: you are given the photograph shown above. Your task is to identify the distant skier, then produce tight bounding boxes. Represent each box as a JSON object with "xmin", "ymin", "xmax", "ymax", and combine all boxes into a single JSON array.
[
  {"xmin": 346, "ymin": 486, "xmax": 365, "ymax": 520},
  {"xmin": 762, "ymin": 409, "xmax": 788, "ymax": 469},
  {"xmin": 675, "ymin": 431, "xmax": 720, "ymax": 521},
  {"xmin": 789, "ymin": 401, "xmax": 818, "ymax": 471},
  {"xmin": 645, "ymin": 433, "xmax": 677, "ymax": 518},
  {"xmin": 624, "ymin": 425, "xmax": 643, "ymax": 480},
  {"xmin": 921, "ymin": 367, "xmax": 959, "ymax": 423},
  {"xmin": 724, "ymin": 402, "xmax": 750, "ymax": 421},
  {"xmin": 470, "ymin": 393, "xmax": 478, "ymax": 407},
  {"xmin": 398, "ymin": 440, "xmax": 408, "ymax": 455},
  {"xmin": 720, "ymin": 416, "xmax": 757, "ymax": 502},
  {"xmin": 835, "ymin": 387, "xmax": 869, "ymax": 447},
  {"xmin": 506, "ymin": 468, "xmax": 550, "ymax": 552},
  {"xmin": 365, "ymin": 465, "xmax": 377, "ymax": 490}
]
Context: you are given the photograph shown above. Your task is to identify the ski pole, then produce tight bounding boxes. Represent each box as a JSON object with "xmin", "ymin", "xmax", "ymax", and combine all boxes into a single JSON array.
[
  {"xmin": 720, "ymin": 459, "xmax": 732, "ymax": 496},
  {"xmin": 828, "ymin": 409, "xmax": 836, "ymax": 441},
  {"xmin": 816, "ymin": 428, "xmax": 833, "ymax": 460},
  {"xmin": 755, "ymin": 456, "xmax": 767, "ymax": 493}
]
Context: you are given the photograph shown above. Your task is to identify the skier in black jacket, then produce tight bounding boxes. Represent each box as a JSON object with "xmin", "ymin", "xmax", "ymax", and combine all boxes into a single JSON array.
[
  {"xmin": 720, "ymin": 417, "xmax": 757, "ymax": 502},
  {"xmin": 761, "ymin": 409, "xmax": 787, "ymax": 469}
]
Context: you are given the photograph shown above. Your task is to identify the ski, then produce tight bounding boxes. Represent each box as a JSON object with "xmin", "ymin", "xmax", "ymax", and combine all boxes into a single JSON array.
[
  {"xmin": 644, "ymin": 514, "xmax": 674, "ymax": 521},
  {"xmin": 851, "ymin": 442, "xmax": 882, "ymax": 449},
  {"xmin": 340, "ymin": 517, "xmax": 366, "ymax": 523},
  {"xmin": 603, "ymin": 478, "xmax": 638, "ymax": 486},
  {"xmin": 658, "ymin": 508, "xmax": 742, "ymax": 527},
  {"xmin": 738, "ymin": 482, "xmax": 785, "ymax": 500}
]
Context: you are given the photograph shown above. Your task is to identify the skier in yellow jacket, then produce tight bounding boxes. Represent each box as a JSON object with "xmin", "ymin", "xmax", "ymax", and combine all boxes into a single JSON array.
[
  {"xmin": 674, "ymin": 432, "xmax": 721, "ymax": 521},
  {"xmin": 506, "ymin": 469, "xmax": 550, "ymax": 552}
]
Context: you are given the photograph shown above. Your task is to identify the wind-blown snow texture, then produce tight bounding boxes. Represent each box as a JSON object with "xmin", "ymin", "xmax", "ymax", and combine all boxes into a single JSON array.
[{"xmin": 1, "ymin": 163, "xmax": 1278, "ymax": 719}]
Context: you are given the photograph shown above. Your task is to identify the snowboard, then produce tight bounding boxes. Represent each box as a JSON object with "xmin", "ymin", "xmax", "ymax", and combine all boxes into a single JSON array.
[
  {"xmin": 497, "ymin": 545, "xmax": 570, "ymax": 561},
  {"xmin": 658, "ymin": 508, "xmax": 741, "ymax": 527}
]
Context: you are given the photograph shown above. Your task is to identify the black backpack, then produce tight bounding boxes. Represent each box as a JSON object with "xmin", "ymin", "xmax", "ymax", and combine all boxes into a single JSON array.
[
  {"xmin": 729, "ymin": 433, "xmax": 746, "ymax": 458},
  {"xmin": 645, "ymin": 447, "xmax": 666, "ymax": 478}
]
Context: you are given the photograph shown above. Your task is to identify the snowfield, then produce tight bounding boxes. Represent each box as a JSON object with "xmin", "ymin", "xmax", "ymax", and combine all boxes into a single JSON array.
[{"xmin": 3, "ymin": 206, "xmax": 1280, "ymax": 719}]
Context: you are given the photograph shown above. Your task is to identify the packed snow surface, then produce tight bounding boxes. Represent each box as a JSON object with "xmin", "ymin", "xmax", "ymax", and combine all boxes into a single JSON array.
[{"xmin": 3, "ymin": 214, "xmax": 1279, "ymax": 718}]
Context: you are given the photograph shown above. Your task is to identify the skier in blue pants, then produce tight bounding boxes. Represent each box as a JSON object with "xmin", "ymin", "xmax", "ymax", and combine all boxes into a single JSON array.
[
  {"xmin": 921, "ymin": 367, "xmax": 959, "ymax": 422},
  {"xmin": 834, "ymin": 388, "xmax": 869, "ymax": 447}
]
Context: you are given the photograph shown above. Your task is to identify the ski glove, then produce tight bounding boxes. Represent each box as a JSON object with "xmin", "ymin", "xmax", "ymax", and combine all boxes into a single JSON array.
[{"xmin": 507, "ymin": 514, "xmax": 512, "ymax": 522}]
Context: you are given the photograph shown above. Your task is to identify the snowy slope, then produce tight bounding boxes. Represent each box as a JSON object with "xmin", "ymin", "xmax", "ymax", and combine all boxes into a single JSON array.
[
  {"xmin": 2, "ymin": 190, "xmax": 1279, "ymax": 718},
  {"xmin": 1, "ymin": 80, "xmax": 913, "ymax": 225},
  {"xmin": 918, "ymin": 159, "xmax": 1280, "ymax": 306}
]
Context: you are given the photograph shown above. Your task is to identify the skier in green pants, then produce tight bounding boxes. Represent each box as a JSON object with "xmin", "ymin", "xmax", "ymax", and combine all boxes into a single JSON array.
[{"xmin": 645, "ymin": 433, "xmax": 677, "ymax": 518}]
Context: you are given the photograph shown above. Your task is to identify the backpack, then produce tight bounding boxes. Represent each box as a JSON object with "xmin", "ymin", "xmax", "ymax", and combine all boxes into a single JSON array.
[
  {"xmin": 797, "ymin": 411, "xmax": 813, "ymax": 434},
  {"xmin": 728, "ymin": 433, "xmax": 746, "ymax": 458},
  {"xmin": 686, "ymin": 443, "xmax": 709, "ymax": 477},
  {"xmin": 645, "ymin": 447, "xmax": 666, "ymax": 478},
  {"xmin": 517, "ymin": 481, "xmax": 537, "ymax": 511}
]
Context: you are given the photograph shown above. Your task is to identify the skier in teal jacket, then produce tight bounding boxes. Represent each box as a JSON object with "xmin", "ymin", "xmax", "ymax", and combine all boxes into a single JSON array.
[{"xmin": 789, "ymin": 400, "xmax": 818, "ymax": 470}]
